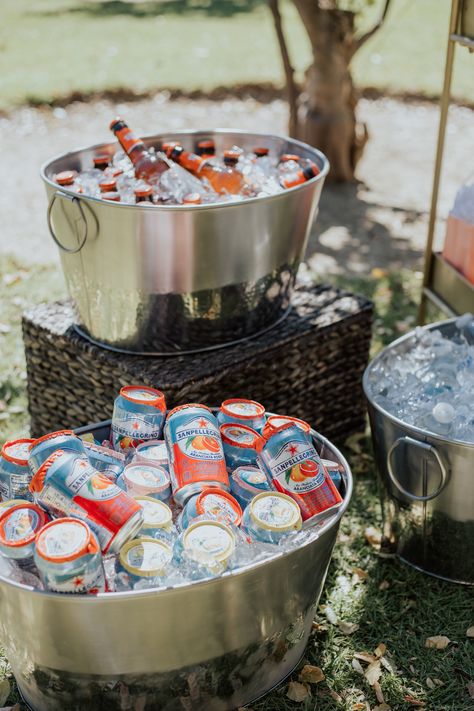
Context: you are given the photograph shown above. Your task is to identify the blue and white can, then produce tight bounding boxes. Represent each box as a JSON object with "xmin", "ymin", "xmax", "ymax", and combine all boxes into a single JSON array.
[
  {"xmin": 0, "ymin": 502, "xmax": 49, "ymax": 563},
  {"xmin": 220, "ymin": 423, "xmax": 260, "ymax": 472},
  {"xmin": 321, "ymin": 459, "xmax": 344, "ymax": 493},
  {"xmin": 230, "ymin": 465, "xmax": 270, "ymax": 508},
  {"xmin": 134, "ymin": 496, "xmax": 174, "ymax": 542},
  {"xmin": 0, "ymin": 438, "xmax": 35, "ymax": 501},
  {"xmin": 34, "ymin": 518, "xmax": 105, "ymax": 594},
  {"xmin": 178, "ymin": 488, "xmax": 242, "ymax": 530},
  {"xmin": 119, "ymin": 462, "xmax": 171, "ymax": 501},
  {"xmin": 29, "ymin": 430, "xmax": 86, "ymax": 476},
  {"xmin": 83, "ymin": 441, "xmax": 125, "ymax": 482},
  {"xmin": 133, "ymin": 440, "xmax": 169, "ymax": 472},
  {"xmin": 118, "ymin": 536, "xmax": 172, "ymax": 583},
  {"xmin": 241, "ymin": 491, "xmax": 302, "ymax": 544},
  {"xmin": 173, "ymin": 519, "xmax": 236, "ymax": 574},
  {"xmin": 217, "ymin": 399, "xmax": 266, "ymax": 433},
  {"xmin": 111, "ymin": 385, "xmax": 166, "ymax": 453}
]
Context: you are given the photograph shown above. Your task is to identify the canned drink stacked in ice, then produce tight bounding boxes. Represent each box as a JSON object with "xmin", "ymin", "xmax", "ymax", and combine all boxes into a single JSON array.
[
  {"xmin": 133, "ymin": 440, "xmax": 169, "ymax": 472},
  {"xmin": 165, "ymin": 404, "xmax": 229, "ymax": 505},
  {"xmin": 118, "ymin": 536, "xmax": 172, "ymax": 584},
  {"xmin": 321, "ymin": 459, "xmax": 344, "ymax": 493},
  {"xmin": 174, "ymin": 520, "xmax": 236, "ymax": 575},
  {"xmin": 217, "ymin": 399, "xmax": 266, "ymax": 434},
  {"xmin": 257, "ymin": 423, "xmax": 343, "ymax": 523},
  {"xmin": 34, "ymin": 518, "xmax": 105, "ymax": 594},
  {"xmin": 0, "ymin": 502, "xmax": 49, "ymax": 566},
  {"xmin": 0, "ymin": 438, "xmax": 35, "ymax": 501},
  {"xmin": 0, "ymin": 499, "xmax": 30, "ymax": 513},
  {"xmin": 120, "ymin": 462, "xmax": 171, "ymax": 501},
  {"xmin": 111, "ymin": 386, "xmax": 166, "ymax": 452},
  {"xmin": 82, "ymin": 441, "xmax": 125, "ymax": 482},
  {"xmin": 134, "ymin": 496, "xmax": 174, "ymax": 542},
  {"xmin": 230, "ymin": 465, "xmax": 270, "ymax": 508},
  {"xmin": 179, "ymin": 488, "xmax": 242, "ymax": 530},
  {"xmin": 220, "ymin": 423, "xmax": 260, "ymax": 472},
  {"xmin": 241, "ymin": 491, "xmax": 302, "ymax": 544},
  {"xmin": 29, "ymin": 449, "xmax": 143, "ymax": 553},
  {"xmin": 262, "ymin": 415, "xmax": 311, "ymax": 439},
  {"xmin": 29, "ymin": 430, "xmax": 86, "ymax": 475}
]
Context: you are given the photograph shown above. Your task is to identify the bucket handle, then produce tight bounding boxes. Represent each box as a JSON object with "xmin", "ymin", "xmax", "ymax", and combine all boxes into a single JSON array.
[
  {"xmin": 387, "ymin": 436, "xmax": 448, "ymax": 502},
  {"xmin": 47, "ymin": 191, "xmax": 88, "ymax": 254}
]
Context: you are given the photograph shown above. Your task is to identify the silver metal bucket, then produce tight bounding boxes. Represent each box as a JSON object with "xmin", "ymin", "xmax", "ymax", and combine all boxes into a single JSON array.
[
  {"xmin": 363, "ymin": 318, "xmax": 474, "ymax": 585},
  {"xmin": 41, "ymin": 130, "xmax": 329, "ymax": 355},
  {"xmin": 0, "ymin": 428, "xmax": 351, "ymax": 711}
]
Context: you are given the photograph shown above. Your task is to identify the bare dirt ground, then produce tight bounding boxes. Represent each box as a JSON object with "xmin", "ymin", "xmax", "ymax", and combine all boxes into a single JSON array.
[{"xmin": 1, "ymin": 93, "xmax": 473, "ymax": 275}]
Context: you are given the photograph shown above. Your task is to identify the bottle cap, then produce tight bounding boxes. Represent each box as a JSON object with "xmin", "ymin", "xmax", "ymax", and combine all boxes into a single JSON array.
[
  {"xmin": 134, "ymin": 185, "xmax": 153, "ymax": 198},
  {"xmin": 93, "ymin": 154, "xmax": 110, "ymax": 168},
  {"xmin": 102, "ymin": 192, "xmax": 121, "ymax": 201},
  {"xmin": 55, "ymin": 170, "xmax": 77, "ymax": 186},
  {"xmin": 99, "ymin": 178, "xmax": 117, "ymax": 192},
  {"xmin": 279, "ymin": 153, "xmax": 300, "ymax": 163},
  {"xmin": 183, "ymin": 193, "xmax": 202, "ymax": 205},
  {"xmin": 253, "ymin": 147, "xmax": 269, "ymax": 157},
  {"xmin": 109, "ymin": 117, "xmax": 126, "ymax": 131},
  {"xmin": 196, "ymin": 139, "xmax": 216, "ymax": 156}
]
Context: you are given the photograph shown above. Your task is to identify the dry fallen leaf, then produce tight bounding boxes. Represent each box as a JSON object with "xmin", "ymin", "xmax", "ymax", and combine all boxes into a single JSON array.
[
  {"xmin": 352, "ymin": 704, "xmax": 366, "ymax": 711},
  {"xmin": 0, "ymin": 680, "xmax": 10, "ymax": 707},
  {"xmin": 374, "ymin": 643, "xmax": 386, "ymax": 658},
  {"xmin": 338, "ymin": 621, "xmax": 359, "ymax": 635},
  {"xmin": 373, "ymin": 680, "xmax": 385, "ymax": 703},
  {"xmin": 352, "ymin": 658, "xmax": 365, "ymax": 675},
  {"xmin": 466, "ymin": 626, "xmax": 474, "ymax": 638},
  {"xmin": 364, "ymin": 526, "xmax": 382, "ymax": 547},
  {"xmin": 299, "ymin": 665, "xmax": 325, "ymax": 684},
  {"xmin": 312, "ymin": 622, "xmax": 328, "ymax": 633},
  {"xmin": 352, "ymin": 567, "xmax": 369, "ymax": 581},
  {"xmin": 379, "ymin": 580, "xmax": 390, "ymax": 591},
  {"xmin": 364, "ymin": 660, "xmax": 382, "ymax": 686},
  {"xmin": 467, "ymin": 681, "xmax": 474, "ymax": 699},
  {"xmin": 354, "ymin": 652, "xmax": 377, "ymax": 664},
  {"xmin": 380, "ymin": 656, "xmax": 396, "ymax": 674},
  {"xmin": 286, "ymin": 681, "xmax": 310, "ymax": 702},
  {"xmin": 328, "ymin": 689, "xmax": 343, "ymax": 703},
  {"xmin": 425, "ymin": 635, "xmax": 450, "ymax": 650},
  {"xmin": 404, "ymin": 696, "xmax": 426, "ymax": 707},
  {"xmin": 426, "ymin": 678, "xmax": 435, "ymax": 690},
  {"xmin": 371, "ymin": 267, "xmax": 388, "ymax": 279},
  {"xmin": 373, "ymin": 705, "xmax": 391, "ymax": 711}
]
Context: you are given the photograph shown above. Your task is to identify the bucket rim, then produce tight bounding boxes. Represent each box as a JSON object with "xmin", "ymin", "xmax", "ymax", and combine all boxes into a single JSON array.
[
  {"xmin": 0, "ymin": 426, "xmax": 352, "ymax": 600},
  {"xmin": 40, "ymin": 128, "xmax": 330, "ymax": 211},
  {"xmin": 363, "ymin": 316, "xmax": 474, "ymax": 449}
]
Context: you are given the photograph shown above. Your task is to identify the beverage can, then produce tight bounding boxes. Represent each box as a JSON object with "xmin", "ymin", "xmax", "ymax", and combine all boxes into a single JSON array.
[
  {"xmin": 134, "ymin": 496, "xmax": 173, "ymax": 540},
  {"xmin": 262, "ymin": 415, "xmax": 311, "ymax": 439},
  {"xmin": 179, "ymin": 488, "xmax": 242, "ymax": 530},
  {"xmin": 118, "ymin": 536, "xmax": 172, "ymax": 582},
  {"xmin": 230, "ymin": 465, "xmax": 270, "ymax": 508},
  {"xmin": 0, "ymin": 438, "xmax": 35, "ymax": 501},
  {"xmin": 82, "ymin": 441, "xmax": 125, "ymax": 482},
  {"xmin": 256, "ymin": 424, "xmax": 343, "ymax": 522},
  {"xmin": 241, "ymin": 491, "xmax": 302, "ymax": 543},
  {"xmin": 29, "ymin": 450, "xmax": 143, "ymax": 553},
  {"xmin": 217, "ymin": 399, "xmax": 266, "ymax": 433},
  {"xmin": 321, "ymin": 459, "xmax": 344, "ymax": 493},
  {"xmin": 165, "ymin": 404, "xmax": 229, "ymax": 505},
  {"xmin": 133, "ymin": 439, "xmax": 169, "ymax": 471},
  {"xmin": 181, "ymin": 520, "xmax": 236, "ymax": 568},
  {"xmin": 0, "ymin": 502, "xmax": 49, "ymax": 561},
  {"xmin": 220, "ymin": 423, "xmax": 260, "ymax": 472},
  {"xmin": 0, "ymin": 498, "xmax": 31, "ymax": 513},
  {"xmin": 34, "ymin": 518, "xmax": 105, "ymax": 594},
  {"xmin": 29, "ymin": 430, "xmax": 86, "ymax": 476},
  {"xmin": 120, "ymin": 462, "xmax": 171, "ymax": 501},
  {"xmin": 110, "ymin": 385, "xmax": 166, "ymax": 452}
]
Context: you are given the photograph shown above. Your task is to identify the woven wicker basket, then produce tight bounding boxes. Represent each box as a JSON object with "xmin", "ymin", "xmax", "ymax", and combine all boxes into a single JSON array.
[{"xmin": 22, "ymin": 284, "xmax": 373, "ymax": 442}]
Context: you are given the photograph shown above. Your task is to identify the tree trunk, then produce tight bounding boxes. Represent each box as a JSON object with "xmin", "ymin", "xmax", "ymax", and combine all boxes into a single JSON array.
[{"xmin": 292, "ymin": 0, "xmax": 367, "ymax": 182}]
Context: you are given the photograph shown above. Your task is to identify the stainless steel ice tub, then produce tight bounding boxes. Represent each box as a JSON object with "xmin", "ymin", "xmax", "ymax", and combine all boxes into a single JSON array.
[
  {"xmin": 363, "ymin": 318, "xmax": 474, "ymax": 585},
  {"xmin": 0, "ymin": 427, "xmax": 351, "ymax": 710},
  {"xmin": 41, "ymin": 130, "xmax": 329, "ymax": 354}
]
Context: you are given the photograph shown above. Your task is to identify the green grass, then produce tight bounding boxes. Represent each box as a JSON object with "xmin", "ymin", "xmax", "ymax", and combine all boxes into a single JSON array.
[
  {"xmin": 1, "ymin": 258, "xmax": 471, "ymax": 709},
  {"xmin": 0, "ymin": 0, "xmax": 473, "ymax": 112}
]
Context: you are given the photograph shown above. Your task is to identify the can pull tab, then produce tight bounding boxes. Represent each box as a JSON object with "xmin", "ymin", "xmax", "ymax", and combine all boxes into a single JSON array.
[
  {"xmin": 87, "ymin": 537, "xmax": 100, "ymax": 555},
  {"xmin": 387, "ymin": 436, "xmax": 449, "ymax": 502},
  {"xmin": 47, "ymin": 191, "xmax": 88, "ymax": 254}
]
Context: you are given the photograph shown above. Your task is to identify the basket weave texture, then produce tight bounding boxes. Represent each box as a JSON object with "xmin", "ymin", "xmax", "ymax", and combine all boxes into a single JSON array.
[{"xmin": 22, "ymin": 284, "xmax": 373, "ymax": 441}]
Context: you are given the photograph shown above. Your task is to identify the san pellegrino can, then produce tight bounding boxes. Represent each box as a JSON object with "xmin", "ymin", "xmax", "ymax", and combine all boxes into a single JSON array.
[
  {"xmin": 0, "ymin": 502, "xmax": 49, "ymax": 564},
  {"xmin": 134, "ymin": 496, "xmax": 174, "ymax": 542},
  {"xmin": 217, "ymin": 399, "xmax": 266, "ymax": 433},
  {"xmin": 230, "ymin": 465, "xmax": 270, "ymax": 508},
  {"xmin": 133, "ymin": 440, "xmax": 169, "ymax": 471},
  {"xmin": 262, "ymin": 415, "xmax": 311, "ymax": 439},
  {"xmin": 241, "ymin": 491, "xmax": 302, "ymax": 543},
  {"xmin": 29, "ymin": 430, "xmax": 86, "ymax": 475},
  {"xmin": 118, "ymin": 536, "xmax": 173, "ymax": 583},
  {"xmin": 220, "ymin": 423, "xmax": 260, "ymax": 472},
  {"xmin": 174, "ymin": 519, "xmax": 236, "ymax": 572},
  {"xmin": 165, "ymin": 404, "xmax": 229, "ymax": 505},
  {"xmin": 179, "ymin": 488, "xmax": 242, "ymax": 530},
  {"xmin": 29, "ymin": 449, "xmax": 143, "ymax": 553},
  {"xmin": 257, "ymin": 423, "xmax": 342, "ymax": 522},
  {"xmin": 111, "ymin": 385, "xmax": 166, "ymax": 452},
  {"xmin": 34, "ymin": 518, "xmax": 106, "ymax": 594},
  {"xmin": 0, "ymin": 438, "xmax": 35, "ymax": 501},
  {"xmin": 82, "ymin": 441, "xmax": 125, "ymax": 482},
  {"xmin": 120, "ymin": 462, "xmax": 171, "ymax": 501}
]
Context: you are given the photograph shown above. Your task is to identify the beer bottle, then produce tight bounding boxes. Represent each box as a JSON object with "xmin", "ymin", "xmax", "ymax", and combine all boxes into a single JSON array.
[
  {"xmin": 223, "ymin": 149, "xmax": 241, "ymax": 168},
  {"xmin": 281, "ymin": 164, "xmax": 319, "ymax": 189},
  {"xmin": 93, "ymin": 154, "xmax": 110, "ymax": 171},
  {"xmin": 99, "ymin": 177, "xmax": 117, "ymax": 193},
  {"xmin": 253, "ymin": 147, "xmax": 269, "ymax": 158},
  {"xmin": 279, "ymin": 153, "xmax": 300, "ymax": 164},
  {"xmin": 196, "ymin": 139, "xmax": 216, "ymax": 160},
  {"xmin": 134, "ymin": 185, "xmax": 154, "ymax": 203},
  {"xmin": 109, "ymin": 118, "xmax": 170, "ymax": 183},
  {"xmin": 166, "ymin": 145, "xmax": 244, "ymax": 195}
]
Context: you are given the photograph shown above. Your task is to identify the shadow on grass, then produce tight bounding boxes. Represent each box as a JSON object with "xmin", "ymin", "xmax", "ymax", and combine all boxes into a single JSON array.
[{"xmin": 36, "ymin": 0, "xmax": 267, "ymax": 19}]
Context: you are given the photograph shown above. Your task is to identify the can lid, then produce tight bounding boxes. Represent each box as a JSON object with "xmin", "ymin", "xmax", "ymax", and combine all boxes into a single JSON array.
[
  {"xmin": 30, "ymin": 430, "xmax": 76, "ymax": 452},
  {"xmin": 183, "ymin": 520, "xmax": 235, "ymax": 563},
  {"xmin": 221, "ymin": 399, "xmax": 265, "ymax": 420},
  {"xmin": 263, "ymin": 415, "xmax": 311, "ymax": 439},
  {"xmin": 54, "ymin": 170, "xmax": 77, "ymax": 186},
  {"xmin": 119, "ymin": 536, "xmax": 172, "ymax": 577},
  {"xmin": 195, "ymin": 488, "xmax": 243, "ymax": 526},
  {"xmin": 120, "ymin": 385, "xmax": 166, "ymax": 411},
  {"xmin": 166, "ymin": 403, "xmax": 212, "ymax": 419},
  {"xmin": 135, "ymin": 440, "xmax": 168, "ymax": 461},
  {"xmin": 29, "ymin": 448, "xmax": 70, "ymax": 493},
  {"xmin": 1, "ymin": 438, "xmax": 35, "ymax": 466},
  {"xmin": 0, "ymin": 503, "xmax": 48, "ymax": 548},
  {"xmin": 35, "ymin": 518, "xmax": 99, "ymax": 563},
  {"xmin": 232, "ymin": 466, "xmax": 269, "ymax": 489},
  {"xmin": 279, "ymin": 153, "xmax": 300, "ymax": 163},
  {"xmin": 123, "ymin": 463, "xmax": 169, "ymax": 492},
  {"xmin": 220, "ymin": 423, "xmax": 261, "ymax": 449},
  {"xmin": 256, "ymin": 421, "xmax": 301, "ymax": 453},
  {"xmin": 134, "ymin": 497, "xmax": 172, "ymax": 529},
  {"xmin": 253, "ymin": 147, "xmax": 269, "ymax": 157},
  {"xmin": 249, "ymin": 492, "xmax": 302, "ymax": 532}
]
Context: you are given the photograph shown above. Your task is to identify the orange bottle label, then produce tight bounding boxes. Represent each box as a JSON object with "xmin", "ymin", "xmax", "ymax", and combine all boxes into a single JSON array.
[{"xmin": 114, "ymin": 126, "xmax": 144, "ymax": 155}]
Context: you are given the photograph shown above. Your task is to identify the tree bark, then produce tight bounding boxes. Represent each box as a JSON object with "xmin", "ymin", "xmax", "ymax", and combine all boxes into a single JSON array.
[
  {"xmin": 268, "ymin": 0, "xmax": 299, "ymax": 137},
  {"xmin": 292, "ymin": 0, "xmax": 367, "ymax": 182}
]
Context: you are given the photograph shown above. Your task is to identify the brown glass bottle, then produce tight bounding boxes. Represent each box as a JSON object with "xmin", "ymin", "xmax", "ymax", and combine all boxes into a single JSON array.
[
  {"xmin": 281, "ymin": 164, "xmax": 319, "ymax": 189},
  {"xmin": 134, "ymin": 185, "xmax": 154, "ymax": 203},
  {"xmin": 167, "ymin": 145, "xmax": 244, "ymax": 195},
  {"xmin": 109, "ymin": 118, "xmax": 169, "ymax": 183}
]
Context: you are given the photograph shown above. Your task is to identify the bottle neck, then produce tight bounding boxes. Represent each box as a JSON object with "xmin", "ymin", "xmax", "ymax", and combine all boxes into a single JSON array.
[{"xmin": 113, "ymin": 123, "xmax": 147, "ymax": 161}]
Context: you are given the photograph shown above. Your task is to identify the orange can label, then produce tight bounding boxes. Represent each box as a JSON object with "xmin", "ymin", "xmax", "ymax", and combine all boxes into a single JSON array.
[{"xmin": 170, "ymin": 414, "xmax": 228, "ymax": 493}]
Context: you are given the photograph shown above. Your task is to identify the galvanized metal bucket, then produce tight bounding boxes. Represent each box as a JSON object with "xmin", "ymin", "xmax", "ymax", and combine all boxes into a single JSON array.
[
  {"xmin": 363, "ymin": 318, "xmax": 474, "ymax": 585},
  {"xmin": 41, "ymin": 130, "xmax": 329, "ymax": 355},
  {"xmin": 0, "ymin": 424, "xmax": 351, "ymax": 711}
]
